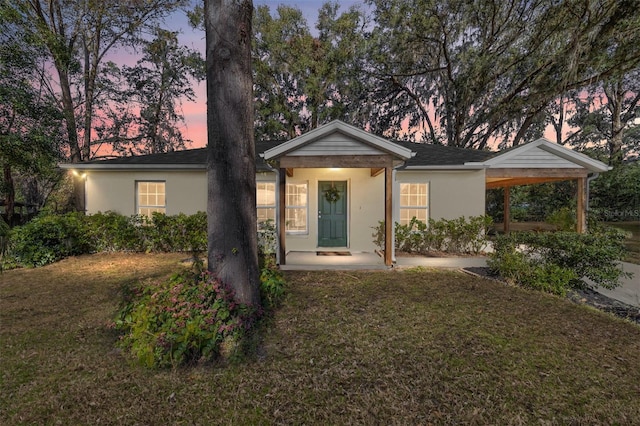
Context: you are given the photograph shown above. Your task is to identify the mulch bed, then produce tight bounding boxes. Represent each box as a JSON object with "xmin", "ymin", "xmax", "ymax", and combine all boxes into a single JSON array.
[{"xmin": 463, "ymin": 267, "xmax": 640, "ymax": 325}]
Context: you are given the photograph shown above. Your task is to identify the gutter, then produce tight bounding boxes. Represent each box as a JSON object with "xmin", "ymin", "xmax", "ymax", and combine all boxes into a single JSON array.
[{"xmin": 586, "ymin": 172, "xmax": 600, "ymax": 214}]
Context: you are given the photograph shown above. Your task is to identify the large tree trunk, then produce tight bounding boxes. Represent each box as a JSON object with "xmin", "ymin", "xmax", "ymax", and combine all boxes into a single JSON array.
[{"xmin": 205, "ymin": 0, "xmax": 260, "ymax": 306}]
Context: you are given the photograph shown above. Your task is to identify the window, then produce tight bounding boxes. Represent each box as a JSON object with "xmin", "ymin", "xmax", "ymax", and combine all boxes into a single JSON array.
[
  {"xmin": 399, "ymin": 183, "xmax": 428, "ymax": 225},
  {"xmin": 137, "ymin": 181, "xmax": 166, "ymax": 217},
  {"xmin": 256, "ymin": 182, "xmax": 276, "ymax": 224},
  {"xmin": 285, "ymin": 183, "xmax": 308, "ymax": 233},
  {"xmin": 255, "ymin": 181, "xmax": 308, "ymax": 233}
]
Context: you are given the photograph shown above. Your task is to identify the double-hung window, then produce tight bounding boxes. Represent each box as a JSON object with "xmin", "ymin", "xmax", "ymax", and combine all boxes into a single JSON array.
[
  {"xmin": 399, "ymin": 183, "xmax": 429, "ymax": 225},
  {"xmin": 256, "ymin": 182, "xmax": 276, "ymax": 224},
  {"xmin": 255, "ymin": 181, "xmax": 309, "ymax": 233},
  {"xmin": 137, "ymin": 181, "xmax": 166, "ymax": 217},
  {"xmin": 285, "ymin": 183, "xmax": 308, "ymax": 233}
]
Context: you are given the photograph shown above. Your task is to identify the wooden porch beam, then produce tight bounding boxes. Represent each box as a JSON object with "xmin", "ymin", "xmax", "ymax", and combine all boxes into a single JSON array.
[
  {"xmin": 486, "ymin": 168, "xmax": 588, "ymax": 179},
  {"xmin": 370, "ymin": 167, "xmax": 384, "ymax": 177},
  {"xmin": 279, "ymin": 154, "xmax": 394, "ymax": 169},
  {"xmin": 503, "ymin": 186, "xmax": 510, "ymax": 234},
  {"xmin": 286, "ymin": 168, "xmax": 294, "ymax": 177},
  {"xmin": 577, "ymin": 177, "xmax": 586, "ymax": 233},
  {"xmin": 384, "ymin": 167, "xmax": 393, "ymax": 266},
  {"xmin": 278, "ymin": 168, "xmax": 286, "ymax": 265},
  {"xmin": 486, "ymin": 176, "xmax": 576, "ymax": 189}
]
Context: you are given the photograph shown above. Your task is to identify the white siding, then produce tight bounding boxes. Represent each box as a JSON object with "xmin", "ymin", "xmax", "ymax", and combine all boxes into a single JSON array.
[
  {"xmin": 496, "ymin": 147, "xmax": 580, "ymax": 168},
  {"xmin": 288, "ymin": 132, "xmax": 383, "ymax": 156}
]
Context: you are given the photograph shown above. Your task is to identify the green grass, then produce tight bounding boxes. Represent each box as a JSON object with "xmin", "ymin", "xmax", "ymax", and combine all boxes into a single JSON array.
[
  {"xmin": 606, "ymin": 221, "xmax": 640, "ymax": 264},
  {"xmin": 2, "ymin": 253, "xmax": 640, "ymax": 424}
]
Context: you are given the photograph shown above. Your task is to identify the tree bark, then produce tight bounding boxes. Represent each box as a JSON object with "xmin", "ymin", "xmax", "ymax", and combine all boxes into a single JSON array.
[{"xmin": 205, "ymin": 0, "xmax": 260, "ymax": 306}]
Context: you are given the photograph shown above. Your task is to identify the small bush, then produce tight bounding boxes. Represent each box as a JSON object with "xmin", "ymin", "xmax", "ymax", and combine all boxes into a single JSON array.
[
  {"xmin": 372, "ymin": 215, "xmax": 493, "ymax": 255},
  {"xmin": 146, "ymin": 211, "xmax": 207, "ymax": 253},
  {"xmin": 115, "ymin": 271, "xmax": 261, "ymax": 368},
  {"xmin": 8, "ymin": 212, "xmax": 93, "ymax": 267},
  {"xmin": 259, "ymin": 254, "xmax": 286, "ymax": 309},
  {"xmin": 86, "ymin": 211, "xmax": 146, "ymax": 252},
  {"xmin": 546, "ymin": 207, "xmax": 576, "ymax": 231},
  {"xmin": 488, "ymin": 226, "xmax": 631, "ymax": 294}
]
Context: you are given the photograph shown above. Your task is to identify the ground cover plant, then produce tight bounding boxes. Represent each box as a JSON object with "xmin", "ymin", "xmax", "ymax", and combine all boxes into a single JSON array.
[{"xmin": 2, "ymin": 253, "xmax": 640, "ymax": 424}]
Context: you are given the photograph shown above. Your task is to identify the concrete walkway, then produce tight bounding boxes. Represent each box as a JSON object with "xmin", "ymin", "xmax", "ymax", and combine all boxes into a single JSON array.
[
  {"xmin": 281, "ymin": 251, "xmax": 639, "ymax": 309},
  {"xmin": 592, "ymin": 262, "xmax": 640, "ymax": 308},
  {"xmin": 280, "ymin": 251, "xmax": 487, "ymax": 271}
]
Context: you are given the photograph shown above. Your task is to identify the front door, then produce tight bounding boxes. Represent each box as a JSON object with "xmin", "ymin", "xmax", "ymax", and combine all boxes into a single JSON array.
[{"xmin": 318, "ymin": 181, "xmax": 347, "ymax": 247}]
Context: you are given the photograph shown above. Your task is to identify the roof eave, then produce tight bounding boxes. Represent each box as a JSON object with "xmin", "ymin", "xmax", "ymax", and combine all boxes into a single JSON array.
[{"xmin": 59, "ymin": 163, "xmax": 206, "ymax": 171}]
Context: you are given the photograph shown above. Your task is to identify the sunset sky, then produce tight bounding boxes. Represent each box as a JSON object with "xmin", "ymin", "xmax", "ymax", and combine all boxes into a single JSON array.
[{"xmin": 158, "ymin": 1, "xmax": 364, "ymax": 149}]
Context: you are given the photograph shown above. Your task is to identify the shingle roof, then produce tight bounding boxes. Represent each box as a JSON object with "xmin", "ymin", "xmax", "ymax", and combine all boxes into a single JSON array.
[
  {"xmin": 392, "ymin": 141, "xmax": 494, "ymax": 167},
  {"xmin": 71, "ymin": 140, "xmax": 494, "ymax": 169}
]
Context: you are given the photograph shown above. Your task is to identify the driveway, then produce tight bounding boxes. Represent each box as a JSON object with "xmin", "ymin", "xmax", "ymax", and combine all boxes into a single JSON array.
[{"xmin": 593, "ymin": 262, "xmax": 640, "ymax": 308}]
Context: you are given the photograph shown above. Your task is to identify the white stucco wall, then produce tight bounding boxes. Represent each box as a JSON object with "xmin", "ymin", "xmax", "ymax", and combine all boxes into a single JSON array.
[
  {"xmin": 283, "ymin": 168, "xmax": 385, "ymax": 252},
  {"xmin": 395, "ymin": 169, "xmax": 486, "ymax": 220},
  {"xmin": 84, "ymin": 167, "xmax": 486, "ymax": 253},
  {"xmin": 85, "ymin": 170, "xmax": 207, "ymax": 216}
]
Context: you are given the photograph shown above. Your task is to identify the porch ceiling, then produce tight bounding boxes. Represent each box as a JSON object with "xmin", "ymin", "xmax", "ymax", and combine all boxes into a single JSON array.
[{"xmin": 485, "ymin": 167, "xmax": 588, "ymax": 188}]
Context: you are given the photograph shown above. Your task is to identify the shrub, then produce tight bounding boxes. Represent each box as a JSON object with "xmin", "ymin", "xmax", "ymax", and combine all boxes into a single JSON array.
[
  {"xmin": 257, "ymin": 219, "xmax": 277, "ymax": 257},
  {"xmin": 146, "ymin": 211, "xmax": 207, "ymax": 253},
  {"xmin": 115, "ymin": 271, "xmax": 262, "ymax": 368},
  {"xmin": 8, "ymin": 212, "xmax": 93, "ymax": 267},
  {"xmin": 86, "ymin": 211, "xmax": 146, "ymax": 252},
  {"xmin": 259, "ymin": 254, "xmax": 286, "ymax": 309},
  {"xmin": 488, "ymin": 236, "xmax": 577, "ymax": 296},
  {"xmin": 488, "ymin": 227, "xmax": 631, "ymax": 294},
  {"xmin": 372, "ymin": 215, "xmax": 493, "ymax": 255},
  {"xmin": 546, "ymin": 207, "xmax": 576, "ymax": 231}
]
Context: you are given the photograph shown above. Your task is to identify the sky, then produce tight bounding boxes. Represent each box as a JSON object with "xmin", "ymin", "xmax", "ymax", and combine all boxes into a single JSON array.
[{"xmin": 159, "ymin": 1, "xmax": 365, "ymax": 149}]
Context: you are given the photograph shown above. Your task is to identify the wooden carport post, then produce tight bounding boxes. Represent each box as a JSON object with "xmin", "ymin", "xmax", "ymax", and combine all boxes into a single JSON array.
[
  {"xmin": 384, "ymin": 166, "xmax": 393, "ymax": 266},
  {"xmin": 576, "ymin": 177, "xmax": 586, "ymax": 233},
  {"xmin": 503, "ymin": 186, "xmax": 510, "ymax": 234}
]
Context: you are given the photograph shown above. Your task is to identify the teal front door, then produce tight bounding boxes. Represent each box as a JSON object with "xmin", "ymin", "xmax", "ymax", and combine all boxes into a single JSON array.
[{"xmin": 318, "ymin": 181, "xmax": 347, "ymax": 247}]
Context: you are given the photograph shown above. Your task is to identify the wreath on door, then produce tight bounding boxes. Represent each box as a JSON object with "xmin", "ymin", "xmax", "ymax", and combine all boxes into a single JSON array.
[{"xmin": 324, "ymin": 185, "xmax": 341, "ymax": 203}]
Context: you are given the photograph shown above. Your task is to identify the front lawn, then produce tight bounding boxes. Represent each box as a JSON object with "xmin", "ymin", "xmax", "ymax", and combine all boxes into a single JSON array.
[{"xmin": 2, "ymin": 253, "xmax": 640, "ymax": 424}]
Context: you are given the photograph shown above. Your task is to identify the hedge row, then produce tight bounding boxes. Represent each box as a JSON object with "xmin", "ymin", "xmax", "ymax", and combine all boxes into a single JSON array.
[
  {"xmin": 372, "ymin": 215, "xmax": 493, "ymax": 255},
  {"xmin": 2, "ymin": 211, "xmax": 276, "ymax": 269}
]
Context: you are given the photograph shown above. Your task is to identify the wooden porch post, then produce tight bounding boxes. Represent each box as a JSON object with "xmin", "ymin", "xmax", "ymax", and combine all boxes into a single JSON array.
[
  {"xmin": 576, "ymin": 177, "xmax": 586, "ymax": 233},
  {"xmin": 278, "ymin": 168, "xmax": 287, "ymax": 265},
  {"xmin": 384, "ymin": 166, "xmax": 393, "ymax": 266},
  {"xmin": 503, "ymin": 186, "xmax": 510, "ymax": 234}
]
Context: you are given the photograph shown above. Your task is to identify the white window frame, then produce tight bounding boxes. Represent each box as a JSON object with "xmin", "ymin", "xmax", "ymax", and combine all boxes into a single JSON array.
[
  {"xmin": 136, "ymin": 181, "xmax": 166, "ymax": 217},
  {"xmin": 285, "ymin": 181, "xmax": 308, "ymax": 234},
  {"xmin": 256, "ymin": 181, "xmax": 276, "ymax": 225},
  {"xmin": 398, "ymin": 182, "xmax": 429, "ymax": 226}
]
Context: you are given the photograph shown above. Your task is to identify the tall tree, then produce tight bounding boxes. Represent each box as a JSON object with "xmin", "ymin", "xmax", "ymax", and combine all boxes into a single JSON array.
[
  {"xmin": 98, "ymin": 28, "xmax": 205, "ymax": 156},
  {"xmin": 7, "ymin": 0, "xmax": 187, "ymax": 162},
  {"xmin": 205, "ymin": 0, "xmax": 260, "ymax": 305},
  {"xmin": 253, "ymin": 3, "xmax": 369, "ymax": 140},
  {"xmin": 0, "ymin": 11, "xmax": 62, "ymax": 224},
  {"xmin": 366, "ymin": 0, "xmax": 640, "ymax": 148},
  {"xmin": 565, "ymin": 70, "xmax": 640, "ymax": 165}
]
